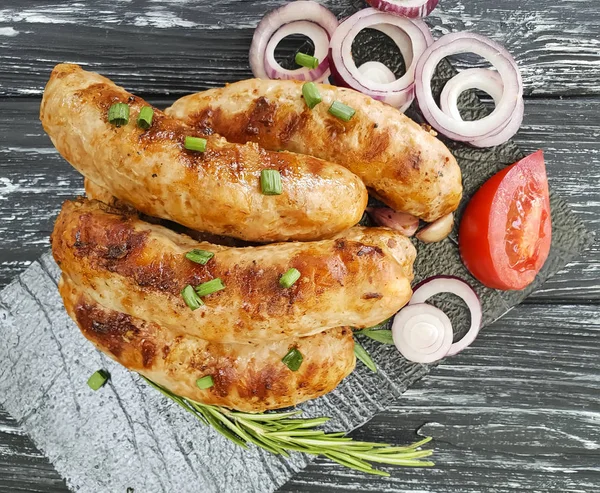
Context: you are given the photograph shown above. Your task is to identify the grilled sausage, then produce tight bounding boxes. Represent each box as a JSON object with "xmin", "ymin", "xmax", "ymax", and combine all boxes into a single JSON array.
[
  {"xmin": 60, "ymin": 276, "xmax": 355, "ymax": 412},
  {"xmin": 41, "ymin": 64, "xmax": 368, "ymax": 242},
  {"xmin": 84, "ymin": 177, "xmax": 246, "ymax": 247},
  {"xmin": 52, "ymin": 199, "xmax": 415, "ymax": 343},
  {"xmin": 166, "ymin": 78, "xmax": 463, "ymax": 222}
]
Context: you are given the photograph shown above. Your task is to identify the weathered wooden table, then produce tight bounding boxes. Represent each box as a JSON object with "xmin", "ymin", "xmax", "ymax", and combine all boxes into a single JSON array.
[{"xmin": 1, "ymin": 1, "xmax": 598, "ymax": 491}]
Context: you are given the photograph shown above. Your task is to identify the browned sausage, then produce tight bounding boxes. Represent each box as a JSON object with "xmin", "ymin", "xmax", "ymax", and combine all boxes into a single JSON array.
[
  {"xmin": 167, "ymin": 78, "xmax": 462, "ymax": 222},
  {"xmin": 51, "ymin": 199, "xmax": 415, "ymax": 343},
  {"xmin": 60, "ymin": 275, "xmax": 355, "ymax": 412},
  {"xmin": 41, "ymin": 64, "xmax": 368, "ymax": 242}
]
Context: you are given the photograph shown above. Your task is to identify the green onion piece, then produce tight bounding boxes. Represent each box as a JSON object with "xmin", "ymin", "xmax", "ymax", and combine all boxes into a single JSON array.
[
  {"xmin": 181, "ymin": 284, "xmax": 204, "ymax": 310},
  {"xmin": 302, "ymin": 82, "xmax": 322, "ymax": 109},
  {"xmin": 185, "ymin": 136, "xmax": 207, "ymax": 152},
  {"xmin": 354, "ymin": 341, "xmax": 377, "ymax": 373},
  {"xmin": 280, "ymin": 268, "xmax": 301, "ymax": 288},
  {"xmin": 260, "ymin": 169, "xmax": 283, "ymax": 195},
  {"xmin": 185, "ymin": 249, "xmax": 214, "ymax": 265},
  {"xmin": 282, "ymin": 348, "xmax": 303, "ymax": 371},
  {"xmin": 87, "ymin": 369, "xmax": 110, "ymax": 391},
  {"xmin": 137, "ymin": 106, "xmax": 154, "ymax": 130},
  {"xmin": 295, "ymin": 52, "xmax": 319, "ymax": 69},
  {"xmin": 196, "ymin": 375, "xmax": 214, "ymax": 390},
  {"xmin": 328, "ymin": 101, "xmax": 356, "ymax": 122},
  {"xmin": 357, "ymin": 328, "xmax": 394, "ymax": 345},
  {"xmin": 195, "ymin": 278, "xmax": 225, "ymax": 298},
  {"xmin": 108, "ymin": 103, "xmax": 130, "ymax": 127}
]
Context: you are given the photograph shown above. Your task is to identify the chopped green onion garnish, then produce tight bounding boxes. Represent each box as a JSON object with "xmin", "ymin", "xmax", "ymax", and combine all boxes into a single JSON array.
[
  {"xmin": 302, "ymin": 82, "xmax": 322, "ymax": 109},
  {"xmin": 328, "ymin": 101, "xmax": 356, "ymax": 122},
  {"xmin": 354, "ymin": 341, "xmax": 377, "ymax": 373},
  {"xmin": 181, "ymin": 284, "xmax": 204, "ymax": 310},
  {"xmin": 185, "ymin": 249, "xmax": 214, "ymax": 265},
  {"xmin": 137, "ymin": 106, "xmax": 154, "ymax": 130},
  {"xmin": 185, "ymin": 136, "xmax": 207, "ymax": 152},
  {"xmin": 196, "ymin": 375, "xmax": 214, "ymax": 389},
  {"xmin": 295, "ymin": 52, "xmax": 319, "ymax": 69},
  {"xmin": 108, "ymin": 103, "xmax": 130, "ymax": 127},
  {"xmin": 282, "ymin": 348, "xmax": 303, "ymax": 371},
  {"xmin": 260, "ymin": 169, "xmax": 283, "ymax": 195},
  {"xmin": 280, "ymin": 268, "xmax": 301, "ymax": 288},
  {"xmin": 87, "ymin": 369, "xmax": 110, "ymax": 391},
  {"xmin": 195, "ymin": 278, "xmax": 225, "ymax": 298}
]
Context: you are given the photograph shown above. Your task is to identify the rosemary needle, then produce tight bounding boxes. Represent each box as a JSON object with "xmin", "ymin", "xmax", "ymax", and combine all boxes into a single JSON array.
[{"xmin": 141, "ymin": 377, "xmax": 434, "ymax": 475}]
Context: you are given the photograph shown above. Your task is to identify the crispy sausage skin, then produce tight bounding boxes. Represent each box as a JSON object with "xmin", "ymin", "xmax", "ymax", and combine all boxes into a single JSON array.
[
  {"xmin": 41, "ymin": 64, "xmax": 368, "ymax": 242},
  {"xmin": 60, "ymin": 276, "xmax": 355, "ymax": 412},
  {"xmin": 167, "ymin": 79, "xmax": 463, "ymax": 222},
  {"xmin": 51, "ymin": 199, "xmax": 415, "ymax": 343}
]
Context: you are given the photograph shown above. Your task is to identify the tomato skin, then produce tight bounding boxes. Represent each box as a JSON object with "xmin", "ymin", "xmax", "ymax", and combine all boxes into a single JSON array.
[{"xmin": 459, "ymin": 150, "xmax": 552, "ymax": 290}]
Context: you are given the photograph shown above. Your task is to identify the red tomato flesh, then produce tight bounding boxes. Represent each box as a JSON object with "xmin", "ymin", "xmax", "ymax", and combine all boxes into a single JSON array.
[{"xmin": 459, "ymin": 150, "xmax": 552, "ymax": 290}]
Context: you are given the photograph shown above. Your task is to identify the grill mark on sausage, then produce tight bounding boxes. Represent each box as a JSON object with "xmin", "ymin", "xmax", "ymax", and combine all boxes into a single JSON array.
[
  {"xmin": 362, "ymin": 130, "xmax": 391, "ymax": 160},
  {"xmin": 74, "ymin": 299, "xmax": 138, "ymax": 359},
  {"xmin": 246, "ymin": 96, "xmax": 277, "ymax": 135}
]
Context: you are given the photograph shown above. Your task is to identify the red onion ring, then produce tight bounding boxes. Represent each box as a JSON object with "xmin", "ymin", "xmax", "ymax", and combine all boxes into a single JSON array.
[
  {"xmin": 366, "ymin": 207, "xmax": 419, "ymax": 236},
  {"xmin": 367, "ymin": 0, "xmax": 440, "ymax": 19},
  {"xmin": 329, "ymin": 8, "xmax": 431, "ymax": 109},
  {"xmin": 439, "ymin": 68, "xmax": 524, "ymax": 147},
  {"xmin": 440, "ymin": 68, "xmax": 504, "ymax": 121},
  {"xmin": 264, "ymin": 21, "xmax": 331, "ymax": 80},
  {"xmin": 414, "ymin": 32, "xmax": 523, "ymax": 142},
  {"xmin": 250, "ymin": 1, "xmax": 338, "ymax": 81},
  {"xmin": 409, "ymin": 276, "xmax": 482, "ymax": 357},
  {"xmin": 392, "ymin": 303, "xmax": 453, "ymax": 363}
]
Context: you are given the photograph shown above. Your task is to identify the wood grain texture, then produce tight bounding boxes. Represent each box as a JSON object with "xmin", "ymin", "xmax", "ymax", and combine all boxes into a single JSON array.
[
  {"xmin": 0, "ymin": 0, "xmax": 598, "ymax": 96},
  {"xmin": 283, "ymin": 303, "xmax": 600, "ymax": 492},
  {"xmin": 0, "ymin": 0, "xmax": 599, "ymax": 491}
]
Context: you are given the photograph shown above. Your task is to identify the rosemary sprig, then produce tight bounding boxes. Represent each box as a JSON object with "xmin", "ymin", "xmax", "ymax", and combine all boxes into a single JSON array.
[{"xmin": 143, "ymin": 377, "xmax": 434, "ymax": 476}]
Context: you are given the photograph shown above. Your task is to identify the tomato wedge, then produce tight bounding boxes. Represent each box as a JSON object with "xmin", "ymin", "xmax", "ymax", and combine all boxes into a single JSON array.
[{"xmin": 459, "ymin": 150, "xmax": 552, "ymax": 290}]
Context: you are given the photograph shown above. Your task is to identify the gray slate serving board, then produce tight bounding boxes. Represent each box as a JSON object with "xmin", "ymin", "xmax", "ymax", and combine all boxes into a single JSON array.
[{"xmin": 0, "ymin": 53, "xmax": 591, "ymax": 493}]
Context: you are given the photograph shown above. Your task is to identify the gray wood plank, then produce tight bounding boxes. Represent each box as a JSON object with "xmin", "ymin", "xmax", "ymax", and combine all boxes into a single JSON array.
[
  {"xmin": 1, "ymin": 303, "xmax": 597, "ymax": 492},
  {"xmin": 283, "ymin": 303, "xmax": 600, "ymax": 492},
  {"xmin": 0, "ymin": 0, "xmax": 598, "ymax": 97},
  {"xmin": 1, "ymin": 96, "xmax": 597, "ymax": 300}
]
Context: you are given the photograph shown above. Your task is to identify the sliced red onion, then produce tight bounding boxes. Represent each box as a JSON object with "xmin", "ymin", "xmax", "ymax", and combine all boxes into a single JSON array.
[
  {"xmin": 329, "ymin": 8, "xmax": 431, "ymax": 109},
  {"xmin": 367, "ymin": 207, "xmax": 420, "ymax": 236},
  {"xmin": 358, "ymin": 61, "xmax": 397, "ymax": 84},
  {"xmin": 439, "ymin": 68, "xmax": 524, "ymax": 147},
  {"xmin": 392, "ymin": 303, "xmax": 453, "ymax": 363},
  {"xmin": 411, "ymin": 18, "xmax": 435, "ymax": 46},
  {"xmin": 264, "ymin": 21, "xmax": 331, "ymax": 80},
  {"xmin": 409, "ymin": 276, "xmax": 482, "ymax": 357},
  {"xmin": 470, "ymin": 96, "xmax": 524, "ymax": 147},
  {"xmin": 367, "ymin": 0, "xmax": 440, "ymax": 19},
  {"xmin": 415, "ymin": 212, "xmax": 454, "ymax": 243},
  {"xmin": 415, "ymin": 32, "xmax": 523, "ymax": 143},
  {"xmin": 440, "ymin": 68, "xmax": 504, "ymax": 121},
  {"xmin": 250, "ymin": 1, "xmax": 338, "ymax": 81}
]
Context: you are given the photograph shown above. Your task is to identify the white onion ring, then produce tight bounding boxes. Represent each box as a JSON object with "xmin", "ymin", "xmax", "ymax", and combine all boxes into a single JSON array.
[
  {"xmin": 392, "ymin": 303, "xmax": 453, "ymax": 363},
  {"xmin": 409, "ymin": 276, "xmax": 482, "ymax": 357},
  {"xmin": 358, "ymin": 61, "xmax": 397, "ymax": 84},
  {"xmin": 329, "ymin": 8, "xmax": 431, "ymax": 109},
  {"xmin": 250, "ymin": 1, "xmax": 338, "ymax": 81},
  {"xmin": 414, "ymin": 32, "xmax": 523, "ymax": 142},
  {"xmin": 367, "ymin": 0, "xmax": 440, "ymax": 19}
]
